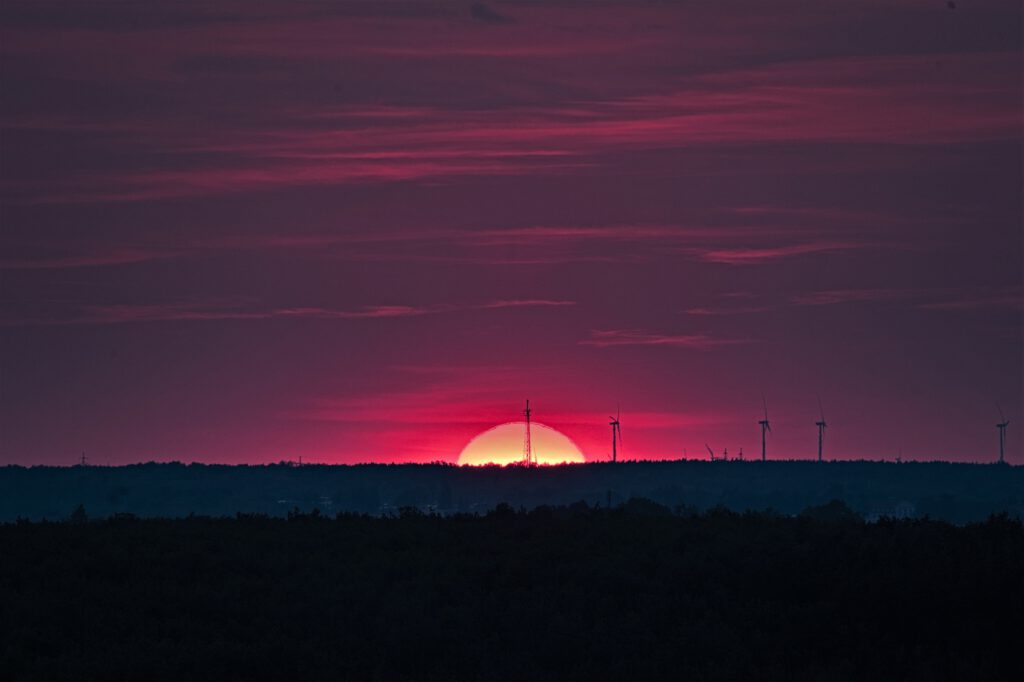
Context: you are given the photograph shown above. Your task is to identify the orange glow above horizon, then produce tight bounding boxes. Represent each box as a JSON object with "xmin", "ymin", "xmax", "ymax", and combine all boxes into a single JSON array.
[{"xmin": 457, "ymin": 422, "xmax": 586, "ymax": 466}]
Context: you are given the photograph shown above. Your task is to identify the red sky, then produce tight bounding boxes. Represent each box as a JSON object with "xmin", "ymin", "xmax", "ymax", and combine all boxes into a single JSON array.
[{"xmin": 1, "ymin": 0, "xmax": 1021, "ymax": 465}]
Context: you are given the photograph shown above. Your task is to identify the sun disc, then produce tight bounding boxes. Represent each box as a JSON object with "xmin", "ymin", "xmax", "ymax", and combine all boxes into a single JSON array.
[{"xmin": 457, "ymin": 422, "xmax": 585, "ymax": 466}]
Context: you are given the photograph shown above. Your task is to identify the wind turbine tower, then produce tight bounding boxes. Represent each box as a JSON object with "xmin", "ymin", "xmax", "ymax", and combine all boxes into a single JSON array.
[
  {"xmin": 816, "ymin": 397, "xmax": 827, "ymax": 462},
  {"xmin": 523, "ymin": 399, "xmax": 534, "ymax": 466},
  {"xmin": 759, "ymin": 396, "xmax": 771, "ymax": 462},
  {"xmin": 609, "ymin": 406, "xmax": 621, "ymax": 462},
  {"xmin": 996, "ymin": 404, "xmax": 1009, "ymax": 464}
]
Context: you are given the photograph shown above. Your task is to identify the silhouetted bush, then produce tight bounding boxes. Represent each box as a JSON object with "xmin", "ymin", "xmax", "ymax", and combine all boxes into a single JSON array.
[
  {"xmin": 799, "ymin": 498, "xmax": 862, "ymax": 522},
  {"xmin": 69, "ymin": 503, "xmax": 88, "ymax": 524}
]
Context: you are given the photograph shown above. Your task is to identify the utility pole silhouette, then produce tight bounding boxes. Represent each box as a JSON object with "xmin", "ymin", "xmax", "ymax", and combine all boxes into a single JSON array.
[
  {"xmin": 996, "ymin": 404, "xmax": 1009, "ymax": 464},
  {"xmin": 816, "ymin": 396, "xmax": 827, "ymax": 462},
  {"xmin": 523, "ymin": 400, "xmax": 534, "ymax": 466},
  {"xmin": 79, "ymin": 452, "xmax": 88, "ymax": 467},
  {"xmin": 759, "ymin": 396, "xmax": 771, "ymax": 461},
  {"xmin": 609, "ymin": 405, "xmax": 621, "ymax": 462}
]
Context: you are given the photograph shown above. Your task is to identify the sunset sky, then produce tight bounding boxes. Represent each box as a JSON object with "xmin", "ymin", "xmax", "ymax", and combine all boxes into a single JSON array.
[{"xmin": 1, "ymin": 0, "xmax": 1021, "ymax": 465}]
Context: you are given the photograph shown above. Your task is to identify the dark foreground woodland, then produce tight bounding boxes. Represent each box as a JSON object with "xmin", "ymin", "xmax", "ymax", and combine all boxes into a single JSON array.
[{"xmin": 2, "ymin": 502, "xmax": 1022, "ymax": 682}]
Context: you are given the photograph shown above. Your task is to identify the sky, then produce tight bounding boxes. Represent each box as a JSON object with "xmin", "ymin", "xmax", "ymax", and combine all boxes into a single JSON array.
[{"xmin": 1, "ymin": 0, "xmax": 1021, "ymax": 465}]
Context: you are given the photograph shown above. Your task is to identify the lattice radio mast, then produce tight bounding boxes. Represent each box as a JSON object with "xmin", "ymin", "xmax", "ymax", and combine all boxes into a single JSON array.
[{"xmin": 523, "ymin": 399, "xmax": 534, "ymax": 466}]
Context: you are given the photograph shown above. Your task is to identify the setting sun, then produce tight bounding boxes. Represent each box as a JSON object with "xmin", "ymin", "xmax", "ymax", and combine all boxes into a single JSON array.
[{"xmin": 458, "ymin": 422, "xmax": 586, "ymax": 466}]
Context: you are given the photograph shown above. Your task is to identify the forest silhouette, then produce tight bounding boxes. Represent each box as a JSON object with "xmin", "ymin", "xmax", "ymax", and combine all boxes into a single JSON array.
[{"xmin": 2, "ymin": 460, "xmax": 1021, "ymax": 523}]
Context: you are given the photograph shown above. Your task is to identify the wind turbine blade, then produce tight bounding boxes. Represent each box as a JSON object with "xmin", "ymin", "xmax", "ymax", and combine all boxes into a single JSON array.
[
  {"xmin": 762, "ymin": 393, "xmax": 769, "ymax": 421},
  {"xmin": 817, "ymin": 394, "xmax": 825, "ymax": 422},
  {"xmin": 997, "ymin": 402, "xmax": 1006, "ymax": 422}
]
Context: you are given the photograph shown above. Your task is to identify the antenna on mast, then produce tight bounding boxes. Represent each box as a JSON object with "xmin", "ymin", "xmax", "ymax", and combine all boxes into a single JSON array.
[
  {"xmin": 523, "ymin": 399, "xmax": 534, "ymax": 466},
  {"xmin": 759, "ymin": 395, "xmax": 771, "ymax": 461},
  {"xmin": 609, "ymin": 404, "xmax": 621, "ymax": 463},
  {"xmin": 815, "ymin": 395, "xmax": 827, "ymax": 463},
  {"xmin": 79, "ymin": 452, "xmax": 87, "ymax": 467},
  {"xmin": 996, "ymin": 403, "xmax": 1009, "ymax": 464}
]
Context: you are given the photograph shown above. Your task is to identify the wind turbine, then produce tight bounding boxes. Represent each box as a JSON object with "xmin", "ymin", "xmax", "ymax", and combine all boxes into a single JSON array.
[
  {"xmin": 609, "ymin": 405, "xmax": 621, "ymax": 462},
  {"xmin": 759, "ymin": 395, "xmax": 771, "ymax": 461},
  {"xmin": 996, "ymin": 403, "xmax": 1009, "ymax": 464},
  {"xmin": 816, "ymin": 396, "xmax": 827, "ymax": 463}
]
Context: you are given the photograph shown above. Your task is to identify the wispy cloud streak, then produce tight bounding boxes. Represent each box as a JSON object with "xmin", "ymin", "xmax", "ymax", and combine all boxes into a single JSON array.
[
  {"xmin": 579, "ymin": 329, "xmax": 747, "ymax": 349},
  {"xmin": 5, "ymin": 47, "xmax": 1018, "ymax": 203},
  {"xmin": 684, "ymin": 305, "xmax": 771, "ymax": 316},
  {"xmin": 3, "ymin": 225, "xmax": 872, "ymax": 269},
  {"xmin": 696, "ymin": 241, "xmax": 861, "ymax": 265},
  {"xmin": 0, "ymin": 248, "xmax": 172, "ymax": 269},
  {"xmin": 790, "ymin": 288, "xmax": 915, "ymax": 306},
  {"xmin": 919, "ymin": 289, "xmax": 1023, "ymax": 312},
  {"xmin": 791, "ymin": 287, "xmax": 1022, "ymax": 311},
  {"xmin": 1, "ymin": 299, "xmax": 575, "ymax": 327}
]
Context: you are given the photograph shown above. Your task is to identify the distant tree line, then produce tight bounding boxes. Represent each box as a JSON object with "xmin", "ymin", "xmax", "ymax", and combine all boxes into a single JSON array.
[{"xmin": 1, "ymin": 460, "xmax": 1021, "ymax": 523}]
